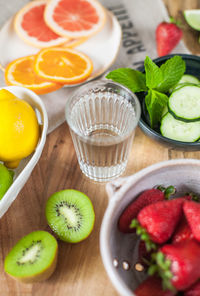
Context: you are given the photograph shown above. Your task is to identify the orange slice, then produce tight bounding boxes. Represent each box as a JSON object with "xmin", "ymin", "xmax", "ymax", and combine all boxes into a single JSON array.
[
  {"xmin": 44, "ymin": 0, "xmax": 106, "ymax": 38},
  {"xmin": 14, "ymin": 0, "xmax": 70, "ymax": 48},
  {"xmin": 34, "ymin": 47, "xmax": 93, "ymax": 84},
  {"xmin": 5, "ymin": 55, "xmax": 62, "ymax": 94}
]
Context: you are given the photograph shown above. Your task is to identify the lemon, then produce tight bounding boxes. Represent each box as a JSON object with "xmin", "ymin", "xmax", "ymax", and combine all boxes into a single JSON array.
[
  {"xmin": 0, "ymin": 89, "xmax": 40, "ymax": 168},
  {"xmin": 0, "ymin": 163, "xmax": 14, "ymax": 200}
]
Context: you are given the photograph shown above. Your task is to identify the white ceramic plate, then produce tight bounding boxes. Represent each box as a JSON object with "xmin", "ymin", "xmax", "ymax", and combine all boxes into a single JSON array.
[
  {"xmin": 0, "ymin": 10, "xmax": 122, "ymax": 86},
  {"xmin": 0, "ymin": 86, "xmax": 48, "ymax": 218}
]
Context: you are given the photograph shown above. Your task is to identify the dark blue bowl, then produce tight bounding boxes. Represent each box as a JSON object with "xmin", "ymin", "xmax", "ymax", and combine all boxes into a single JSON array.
[{"xmin": 137, "ymin": 54, "xmax": 200, "ymax": 151}]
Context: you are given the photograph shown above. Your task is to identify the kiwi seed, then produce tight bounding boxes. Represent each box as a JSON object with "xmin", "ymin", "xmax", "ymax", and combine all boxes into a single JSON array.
[
  {"xmin": 4, "ymin": 230, "xmax": 58, "ymax": 283},
  {"xmin": 45, "ymin": 189, "xmax": 95, "ymax": 243}
]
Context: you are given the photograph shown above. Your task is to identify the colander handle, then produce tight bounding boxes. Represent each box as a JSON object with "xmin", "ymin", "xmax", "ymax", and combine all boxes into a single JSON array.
[{"xmin": 106, "ymin": 177, "xmax": 130, "ymax": 200}]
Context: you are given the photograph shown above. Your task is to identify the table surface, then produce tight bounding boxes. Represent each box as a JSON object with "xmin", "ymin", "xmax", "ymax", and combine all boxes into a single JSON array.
[{"xmin": 1, "ymin": 0, "xmax": 200, "ymax": 295}]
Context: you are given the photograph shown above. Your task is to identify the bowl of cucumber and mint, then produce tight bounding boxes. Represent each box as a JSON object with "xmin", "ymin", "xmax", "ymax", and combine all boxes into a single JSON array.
[{"xmin": 106, "ymin": 54, "xmax": 200, "ymax": 150}]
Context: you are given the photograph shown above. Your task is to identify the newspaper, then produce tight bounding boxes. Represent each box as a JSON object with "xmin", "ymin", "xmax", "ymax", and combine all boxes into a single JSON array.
[{"xmin": 0, "ymin": 0, "xmax": 190, "ymax": 133}]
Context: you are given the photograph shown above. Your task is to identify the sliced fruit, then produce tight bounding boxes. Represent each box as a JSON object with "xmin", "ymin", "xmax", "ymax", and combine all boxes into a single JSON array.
[
  {"xmin": 34, "ymin": 47, "xmax": 93, "ymax": 84},
  {"xmin": 44, "ymin": 0, "xmax": 106, "ymax": 38},
  {"xmin": 160, "ymin": 112, "xmax": 200, "ymax": 142},
  {"xmin": 63, "ymin": 36, "xmax": 88, "ymax": 48},
  {"xmin": 14, "ymin": 0, "xmax": 69, "ymax": 48},
  {"xmin": 0, "ymin": 163, "xmax": 14, "ymax": 200},
  {"xmin": 5, "ymin": 55, "xmax": 62, "ymax": 94},
  {"xmin": 4, "ymin": 231, "xmax": 58, "ymax": 283},
  {"xmin": 184, "ymin": 10, "xmax": 200, "ymax": 31},
  {"xmin": 45, "ymin": 189, "xmax": 95, "ymax": 243}
]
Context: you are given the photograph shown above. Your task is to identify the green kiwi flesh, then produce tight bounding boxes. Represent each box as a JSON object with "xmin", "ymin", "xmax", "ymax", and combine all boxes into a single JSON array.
[
  {"xmin": 45, "ymin": 189, "xmax": 95, "ymax": 243},
  {"xmin": 4, "ymin": 231, "xmax": 58, "ymax": 283}
]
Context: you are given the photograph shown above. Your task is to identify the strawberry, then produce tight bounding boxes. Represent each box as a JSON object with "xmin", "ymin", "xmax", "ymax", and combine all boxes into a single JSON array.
[
  {"xmin": 134, "ymin": 276, "xmax": 176, "ymax": 296},
  {"xmin": 118, "ymin": 186, "xmax": 175, "ymax": 233},
  {"xmin": 183, "ymin": 201, "xmax": 200, "ymax": 241},
  {"xmin": 156, "ymin": 18, "xmax": 182, "ymax": 57},
  {"xmin": 138, "ymin": 240, "xmax": 152, "ymax": 266},
  {"xmin": 184, "ymin": 280, "xmax": 200, "ymax": 296},
  {"xmin": 172, "ymin": 215, "xmax": 193, "ymax": 244},
  {"xmin": 156, "ymin": 239, "xmax": 200, "ymax": 291},
  {"xmin": 134, "ymin": 198, "xmax": 184, "ymax": 245}
]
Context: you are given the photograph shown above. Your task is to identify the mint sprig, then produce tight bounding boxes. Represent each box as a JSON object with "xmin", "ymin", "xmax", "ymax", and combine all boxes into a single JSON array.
[
  {"xmin": 106, "ymin": 68, "xmax": 147, "ymax": 93},
  {"xmin": 106, "ymin": 56, "xmax": 186, "ymax": 128},
  {"xmin": 157, "ymin": 56, "xmax": 186, "ymax": 92},
  {"xmin": 145, "ymin": 90, "xmax": 168, "ymax": 128},
  {"xmin": 144, "ymin": 56, "xmax": 163, "ymax": 89}
]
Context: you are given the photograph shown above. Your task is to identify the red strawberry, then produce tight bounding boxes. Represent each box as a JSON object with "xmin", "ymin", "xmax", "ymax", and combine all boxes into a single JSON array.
[
  {"xmin": 118, "ymin": 186, "xmax": 176, "ymax": 233},
  {"xmin": 159, "ymin": 239, "xmax": 200, "ymax": 291},
  {"xmin": 172, "ymin": 215, "xmax": 193, "ymax": 244},
  {"xmin": 137, "ymin": 198, "xmax": 184, "ymax": 244},
  {"xmin": 184, "ymin": 280, "xmax": 200, "ymax": 296},
  {"xmin": 156, "ymin": 19, "xmax": 182, "ymax": 56},
  {"xmin": 118, "ymin": 188, "xmax": 165, "ymax": 233},
  {"xmin": 183, "ymin": 201, "xmax": 200, "ymax": 241},
  {"xmin": 134, "ymin": 276, "xmax": 175, "ymax": 296}
]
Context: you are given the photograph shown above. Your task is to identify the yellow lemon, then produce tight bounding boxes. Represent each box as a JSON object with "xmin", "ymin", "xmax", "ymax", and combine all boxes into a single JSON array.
[{"xmin": 0, "ymin": 89, "xmax": 40, "ymax": 168}]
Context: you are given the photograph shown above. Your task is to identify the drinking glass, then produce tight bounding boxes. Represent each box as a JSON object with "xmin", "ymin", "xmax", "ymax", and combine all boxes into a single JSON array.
[{"xmin": 65, "ymin": 80, "xmax": 141, "ymax": 182}]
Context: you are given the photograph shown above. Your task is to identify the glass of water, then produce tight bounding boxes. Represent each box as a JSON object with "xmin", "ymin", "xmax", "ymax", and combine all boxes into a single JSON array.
[{"xmin": 65, "ymin": 80, "xmax": 141, "ymax": 182}]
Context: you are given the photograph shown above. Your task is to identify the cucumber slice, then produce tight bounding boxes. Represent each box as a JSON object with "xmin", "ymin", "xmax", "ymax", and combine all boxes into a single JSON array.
[
  {"xmin": 168, "ymin": 85, "xmax": 200, "ymax": 121},
  {"xmin": 169, "ymin": 75, "xmax": 199, "ymax": 93},
  {"xmin": 178, "ymin": 74, "xmax": 199, "ymax": 85},
  {"xmin": 162, "ymin": 105, "xmax": 168, "ymax": 117},
  {"xmin": 160, "ymin": 113, "xmax": 200, "ymax": 142}
]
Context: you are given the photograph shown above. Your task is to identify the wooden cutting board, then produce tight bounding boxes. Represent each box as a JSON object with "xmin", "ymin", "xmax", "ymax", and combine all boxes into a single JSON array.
[{"xmin": 1, "ymin": 0, "xmax": 200, "ymax": 295}]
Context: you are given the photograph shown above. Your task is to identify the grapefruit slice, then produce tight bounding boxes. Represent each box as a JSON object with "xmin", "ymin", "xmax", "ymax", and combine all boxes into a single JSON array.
[
  {"xmin": 5, "ymin": 55, "xmax": 62, "ymax": 94},
  {"xmin": 14, "ymin": 0, "xmax": 70, "ymax": 48},
  {"xmin": 44, "ymin": 0, "xmax": 106, "ymax": 38},
  {"xmin": 34, "ymin": 47, "xmax": 93, "ymax": 84}
]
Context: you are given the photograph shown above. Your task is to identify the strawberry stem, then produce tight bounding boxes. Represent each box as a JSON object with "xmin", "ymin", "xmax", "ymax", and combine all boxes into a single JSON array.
[
  {"xmin": 130, "ymin": 219, "xmax": 157, "ymax": 252},
  {"xmin": 185, "ymin": 192, "xmax": 200, "ymax": 202},
  {"xmin": 164, "ymin": 186, "xmax": 176, "ymax": 199},
  {"xmin": 156, "ymin": 185, "xmax": 176, "ymax": 199},
  {"xmin": 169, "ymin": 16, "xmax": 182, "ymax": 28},
  {"xmin": 148, "ymin": 251, "xmax": 176, "ymax": 292}
]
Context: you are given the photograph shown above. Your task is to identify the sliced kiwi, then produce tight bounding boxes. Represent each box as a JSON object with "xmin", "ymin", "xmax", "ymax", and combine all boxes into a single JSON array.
[
  {"xmin": 4, "ymin": 231, "xmax": 58, "ymax": 283},
  {"xmin": 45, "ymin": 189, "xmax": 95, "ymax": 243}
]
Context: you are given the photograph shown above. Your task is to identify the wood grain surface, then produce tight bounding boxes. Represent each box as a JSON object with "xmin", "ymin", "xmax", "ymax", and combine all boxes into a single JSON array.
[{"xmin": 1, "ymin": 1, "xmax": 200, "ymax": 295}]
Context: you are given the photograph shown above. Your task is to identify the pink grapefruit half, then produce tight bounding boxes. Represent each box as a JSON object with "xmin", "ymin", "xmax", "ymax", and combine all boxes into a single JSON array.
[{"xmin": 14, "ymin": 0, "xmax": 70, "ymax": 48}]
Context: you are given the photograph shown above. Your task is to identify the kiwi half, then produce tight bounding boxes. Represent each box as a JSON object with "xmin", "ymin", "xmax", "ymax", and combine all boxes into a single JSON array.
[
  {"xmin": 4, "ymin": 231, "xmax": 58, "ymax": 283},
  {"xmin": 45, "ymin": 189, "xmax": 95, "ymax": 243}
]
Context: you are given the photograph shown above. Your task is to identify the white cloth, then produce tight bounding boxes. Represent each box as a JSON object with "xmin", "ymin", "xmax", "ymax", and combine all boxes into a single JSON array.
[{"xmin": 0, "ymin": 0, "xmax": 189, "ymax": 133}]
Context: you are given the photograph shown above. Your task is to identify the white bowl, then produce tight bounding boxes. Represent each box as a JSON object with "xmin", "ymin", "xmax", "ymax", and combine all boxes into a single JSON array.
[
  {"xmin": 0, "ymin": 86, "xmax": 48, "ymax": 217},
  {"xmin": 100, "ymin": 158, "xmax": 200, "ymax": 296}
]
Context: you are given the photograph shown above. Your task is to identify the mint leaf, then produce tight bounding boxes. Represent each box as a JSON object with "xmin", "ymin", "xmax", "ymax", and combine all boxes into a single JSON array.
[
  {"xmin": 144, "ymin": 56, "xmax": 163, "ymax": 89},
  {"xmin": 106, "ymin": 68, "xmax": 147, "ymax": 92},
  {"xmin": 156, "ymin": 56, "xmax": 186, "ymax": 93},
  {"xmin": 145, "ymin": 90, "xmax": 168, "ymax": 128}
]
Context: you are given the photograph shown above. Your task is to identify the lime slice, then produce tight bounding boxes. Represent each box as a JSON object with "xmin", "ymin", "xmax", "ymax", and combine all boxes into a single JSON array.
[
  {"xmin": 0, "ymin": 163, "xmax": 14, "ymax": 199},
  {"xmin": 184, "ymin": 10, "xmax": 200, "ymax": 31}
]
